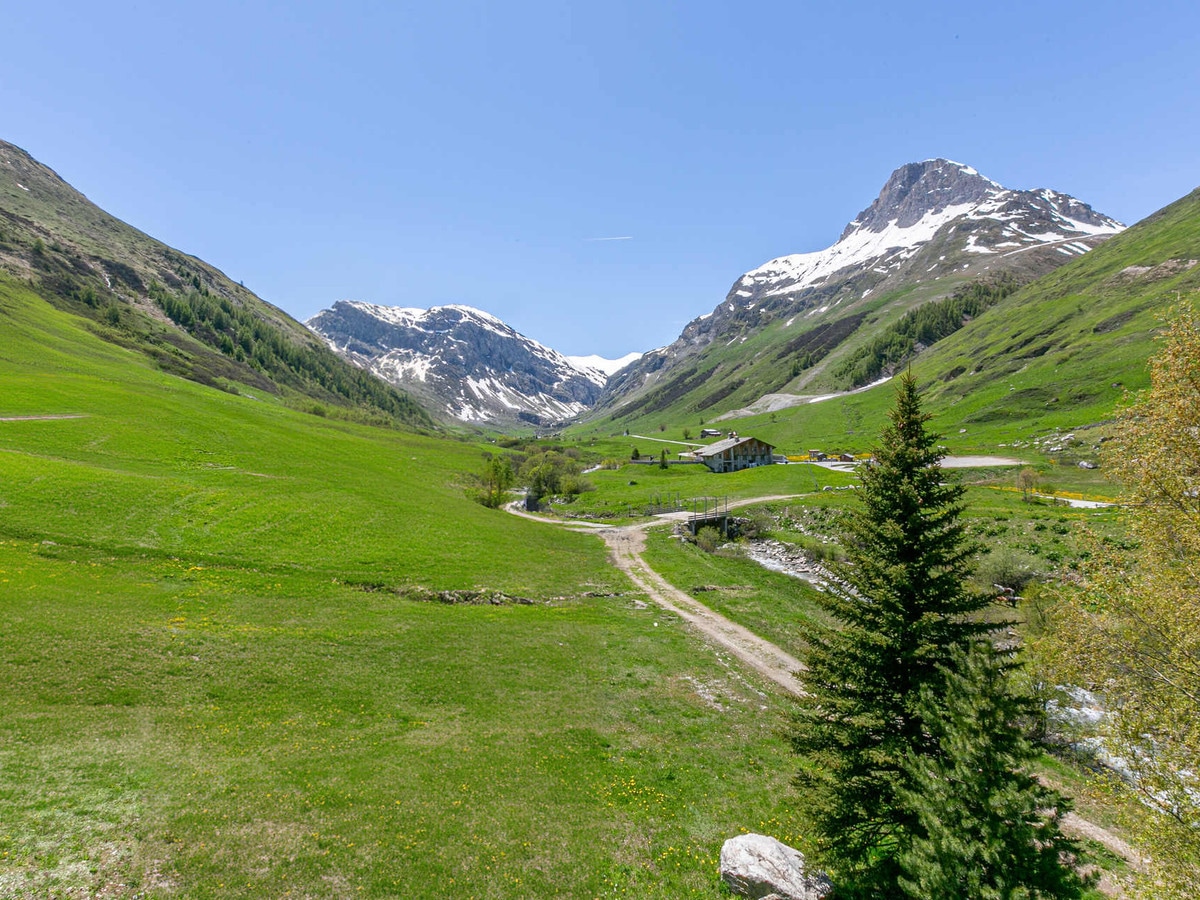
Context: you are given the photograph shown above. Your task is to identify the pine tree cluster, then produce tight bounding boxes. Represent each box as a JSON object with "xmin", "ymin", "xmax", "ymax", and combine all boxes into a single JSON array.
[{"xmin": 834, "ymin": 274, "xmax": 1019, "ymax": 388}]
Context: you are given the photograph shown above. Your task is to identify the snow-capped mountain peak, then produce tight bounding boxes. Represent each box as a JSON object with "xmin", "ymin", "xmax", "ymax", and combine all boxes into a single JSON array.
[
  {"xmin": 306, "ymin": 301, "xmax": 626, "ymax": 426},
  {"xmin": 338, "ymin": 302, "xmax": 515, "ymax": 337},
  {"xmin": 597, "ymin": 160, "xmax": 1125, "ymax": 416},
  {"xmin": 737, "ymin": 159, "xmax": 1123, "ymax": 302},
  {"xmin": 565, "ymin": 352, "xmax": 643, "ymax": 377}
]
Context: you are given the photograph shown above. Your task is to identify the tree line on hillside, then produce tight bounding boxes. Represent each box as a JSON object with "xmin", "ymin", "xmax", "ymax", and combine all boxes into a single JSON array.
[
  {"xmin": 834, "ymin": 274, "xmax": 1020, "ymax": 389},
  {"xmin": 150, "ymin": 282, "xmax": 431, "ymax": 426},
  {"xmin": 777, "ymin": 311, "xmax": 870, "ymax": 383},
  {"xmin": 616, "ymin": 363, "xmax": 717, "ymax": 419},
  {"xmin": 9, "ymin": 226, "xmax": 431, "ymax": 427}
]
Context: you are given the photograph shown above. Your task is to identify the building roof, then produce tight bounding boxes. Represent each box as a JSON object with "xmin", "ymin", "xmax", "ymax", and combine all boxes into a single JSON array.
[{"xmin": 697, "ymin": 435, "xmax": 773, "ymax": 457}]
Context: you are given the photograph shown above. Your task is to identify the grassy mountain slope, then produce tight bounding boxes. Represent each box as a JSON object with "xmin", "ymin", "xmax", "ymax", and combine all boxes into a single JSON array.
[
  {"xmin": 919, "ymin": 187, "xmax": 1200, "ymax": 428},
  {"xmin": 590, "ymin": 162, "xmax": 1122, "ymax": 432},
  {"xmin": 0, "ymin": 139, "xmax": 430, "ymax": 427},
  {"xmin": 589, "ymin": 247, "xmax": 1098, "ymax": 434},
  {"xmin": 0, "ymin": 279, "xmax": 808, "ymax": 897},
  {"xmin": 574, "ymin": 186, "xmax": 1200, "ymax": 455}
]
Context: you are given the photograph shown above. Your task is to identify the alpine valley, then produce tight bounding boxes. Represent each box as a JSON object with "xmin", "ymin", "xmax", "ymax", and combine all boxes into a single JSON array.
[
  {"xmin": 308, "ymin": 159, "xmax": 1135, "ymax": 431},
  {"xmin": 4, "ymin": 140, "xmax": 1195, "ymax": 444},
  {"xmin": 5, "ymin": 135, "xmax": 1200, "ymax": 900}
]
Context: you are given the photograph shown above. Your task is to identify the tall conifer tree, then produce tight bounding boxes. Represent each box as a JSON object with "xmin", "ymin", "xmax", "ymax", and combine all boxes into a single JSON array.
[
  {"xmin": 896, "ymin": 643, "xmax": 1086, "ymax": 899},
  {"xmin": 790, "ymin": 371, "xmax": 992, "ymax": 894}
]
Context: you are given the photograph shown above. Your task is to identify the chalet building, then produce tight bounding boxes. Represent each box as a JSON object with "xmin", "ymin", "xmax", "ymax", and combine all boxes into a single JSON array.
[{"xmin": 697, "ymin": 435, "xmax": 776, "ymax": 473}]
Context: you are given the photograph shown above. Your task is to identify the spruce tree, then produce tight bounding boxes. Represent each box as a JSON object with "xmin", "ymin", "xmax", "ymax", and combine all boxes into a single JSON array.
[
  {"xmin": 896, "ymin": 643, "xmax": 1086, "ymax": 900},
  {"xmin": 790, "ymin": 371, "xmax": 993, "ymax": 894}
]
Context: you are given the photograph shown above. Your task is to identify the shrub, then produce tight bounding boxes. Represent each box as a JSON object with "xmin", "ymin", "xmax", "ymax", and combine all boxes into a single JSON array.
[
  {"xmin": 976, "ymin": 547, "xmax": 1041, "ymax": 594},
  {"xmin": 559, "ymin": 474, "xmax": 594, "ymax": 498},
  {"xmin": 695, "ymin": 526, "xmax": 722, "ymax": 553}
]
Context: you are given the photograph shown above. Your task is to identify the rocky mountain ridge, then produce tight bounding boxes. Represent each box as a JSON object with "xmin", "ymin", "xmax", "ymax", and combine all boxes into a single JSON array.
[
  {"xmin": 307, "ymin": 301, "xmax": 631, "ymax": 426},
  {"xmin": 599, "ymin": 159, "xmax": 1123, "ymax": 417}
]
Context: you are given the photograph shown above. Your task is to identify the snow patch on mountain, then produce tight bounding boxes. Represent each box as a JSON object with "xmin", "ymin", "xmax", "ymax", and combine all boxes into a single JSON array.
[
  {"xmin": 742, "ymin": 200, "xmax": 978, "ymax": 298},
  {"xmin": 566, "ymin": 352, "xmax": 643, "ymax": 376},
  {"xmin": 306, "ymin": 301, "xmax": 619, "ymax": 426},
  {"xmin": 737, "ymin": 160, "xmax": 1123, "ymax": 301}
]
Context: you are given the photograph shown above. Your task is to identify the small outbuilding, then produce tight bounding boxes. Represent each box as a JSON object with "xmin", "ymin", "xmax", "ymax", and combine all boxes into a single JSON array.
[{"xmin": 698, "ymin": 435, "xmax": 776, "ymax": 474}]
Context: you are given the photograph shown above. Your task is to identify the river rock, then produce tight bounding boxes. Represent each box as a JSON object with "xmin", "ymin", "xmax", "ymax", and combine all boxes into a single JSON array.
[{"xmin": 719, "ymin": 833, "xmax": 833, "ymax": 900}]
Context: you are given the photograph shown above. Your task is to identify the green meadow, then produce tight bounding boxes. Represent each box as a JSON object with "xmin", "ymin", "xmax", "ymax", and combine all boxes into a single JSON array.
[
  {"xmin": 554, "ymin": 459, "xmax": 856, "ymax": 521},
  {"xmin": 0, "ymin": 270, "xmax": 1144, "ymax": 897},
  {"xmin": 1, "ymin": 279, "xmax": 811, "ymax": 898},
  {"xmin": 634, "ymin": 484, "xmax": 1122, "ymax": 665}
]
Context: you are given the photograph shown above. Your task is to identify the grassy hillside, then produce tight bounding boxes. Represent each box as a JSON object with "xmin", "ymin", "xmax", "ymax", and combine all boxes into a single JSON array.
[
  {"xmin": 581, "ymin": 187, "xmax": 1200, "ymax": 456},
  {"xmin": 591, "ymin": 275, "xmax": 978, "ymax": 432},
  {"xmin": 0, "ymin": 139, "xmax": 430, "ymax": 427},
  {"xmin": 918, "ymin": 188, "xmax": 1200, "ymax": 430},
  {"xmin": 0, "ymin": 281, "xmax": 805, "ymax": 897}
]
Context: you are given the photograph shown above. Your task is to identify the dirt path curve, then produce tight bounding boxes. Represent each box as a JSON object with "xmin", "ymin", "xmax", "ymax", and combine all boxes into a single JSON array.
[
  {"xmin": 600, "ymin": 523, "xmax": 806, "ymax": 697},
  {"xmin": 1062, "ymin": 812, "xmax": 1142, "ymax": 870},
  {"xmin": 509, "ymin": 495, "xmax": 808, "ymax": 696}
]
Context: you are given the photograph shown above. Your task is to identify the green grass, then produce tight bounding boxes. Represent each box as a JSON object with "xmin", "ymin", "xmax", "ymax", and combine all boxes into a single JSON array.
[
  {"xmin": 0, "ymin": 277, "xmax": 602, "ymax": 592},
  {"xmin": 554, "ymin": 461, "xmax": 856, "ymax": 521},
  {"xmin": 639, "ymin": 526, "xmax": 833, "ymax": 660},
  {"xmin": 0, "ymin": 280, "xmax": 810, "ymax": 897},
  {"xmin": 632, "ymin": 480, "xmax": 1121, "ymax": 665},
  {"xmin": 0, "ymin": 540, "xmax": 804, "ymax": 898}
]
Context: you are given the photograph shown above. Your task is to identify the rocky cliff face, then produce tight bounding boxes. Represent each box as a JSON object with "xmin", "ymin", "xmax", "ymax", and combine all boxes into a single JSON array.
[
  {"xmin": 599, "ymin": 159, "xmax": 1123, "ymax": 411},
  {"xmin": 307, "ymin": 302, "xmax": 610, "ymax": 426}
]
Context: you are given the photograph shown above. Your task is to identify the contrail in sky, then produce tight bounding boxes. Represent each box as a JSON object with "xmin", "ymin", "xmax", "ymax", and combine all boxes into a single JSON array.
[{"xmin": 584, "ymin": 235, "xmax": 633, "ymax": 242}]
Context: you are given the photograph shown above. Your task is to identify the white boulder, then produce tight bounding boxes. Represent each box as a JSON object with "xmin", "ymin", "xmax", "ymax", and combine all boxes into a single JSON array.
[{"xmin": 719, "ymin": 833, "xmax": 833, "ymax": 900}]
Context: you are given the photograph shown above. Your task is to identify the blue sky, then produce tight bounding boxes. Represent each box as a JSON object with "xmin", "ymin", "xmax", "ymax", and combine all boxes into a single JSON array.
[{"xmin": 4, "ymin": 1, "xmax": 1198, "ymax": 357}]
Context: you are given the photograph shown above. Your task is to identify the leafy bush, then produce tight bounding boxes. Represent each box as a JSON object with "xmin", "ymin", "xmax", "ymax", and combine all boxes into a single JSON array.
[
  {"xmin": 976, "ymin": 546, "xmax": 1042, "ymax": 594},
  {"xmin": 473, "ymin": 456, "xmax": 515, "ymax": 508},
  {"xmin": 519, "ymin": 448, "xmax": 586, "ymax": 503},
  {"xmin": 694, "ymin": 526, "xmax": 722, "ymax": 553},
  {"xmin": 559, "ymin": 474, "xmax": 595, "ymax": 498}
]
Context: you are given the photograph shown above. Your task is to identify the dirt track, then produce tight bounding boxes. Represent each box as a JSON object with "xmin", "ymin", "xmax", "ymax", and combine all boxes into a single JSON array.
[
  {"xmin": 599, "ymin": 522, "xmax": 806, "ymax": 697},
  {"xmin": 508, "ymin": 497, "xmax": 806, "ymax": 695},
  {"xmin": 0, "ymin": 414, "xmax": 88, "ymax": 421}
]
